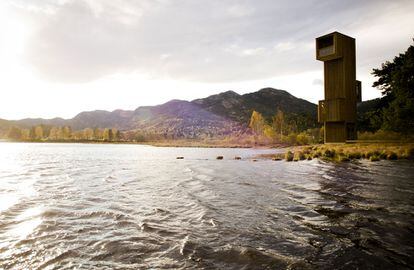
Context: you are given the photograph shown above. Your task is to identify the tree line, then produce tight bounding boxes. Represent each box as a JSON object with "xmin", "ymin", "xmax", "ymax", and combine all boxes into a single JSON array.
[
  {"xmin": 249, "ymin": 109, "xmax": 323, "ymax": 145},
  {"xmin": 5, "ymin": 125, "xmax": 121, "ymax": 142},
  {"xmin": 2, "ymin": 125, "xmax": 198, "ymax": 143}
]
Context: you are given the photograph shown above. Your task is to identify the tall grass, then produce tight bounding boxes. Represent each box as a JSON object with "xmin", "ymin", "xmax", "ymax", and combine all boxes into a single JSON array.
[{"xmin": 266, "ymin": 143, "xmax": 414, "ymax": 162}]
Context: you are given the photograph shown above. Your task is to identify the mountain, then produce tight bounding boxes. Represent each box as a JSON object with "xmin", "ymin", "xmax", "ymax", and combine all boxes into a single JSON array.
[
  {"xmin": 193, "ymin": 88, "xmax": 317, "ymax": 124},
  {"xmin": 356, "ymin": 97, "xmax": 389, "ymax": 132},
  {"xmin": 70, "ymin": 110, "xmax": 134, "ymax": 130},
  {"xmin": 0, "ymin": 119, "xmax": 13, "ymax": 134},
  {"xmin": 357, "ymin": 98, "xmax": 383, "ymax": 115},
  {"xmin": 0, "ymin": 88, "xmax": 320, "ymax": 138},
  {"xmin": 8, "ymin": 117, "xmax": 68, "ymax": 128},
  {"xmin": 130, "ymin": 100, "xmax": 242, "ymax": 138}
]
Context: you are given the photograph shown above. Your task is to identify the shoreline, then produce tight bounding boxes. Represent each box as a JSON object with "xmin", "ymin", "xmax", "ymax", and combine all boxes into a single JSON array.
[
  {"xmin": 2, "ymin": 140, "xmax": 414, "ymax": 162},
  {"xmin": 0, "ymin": 139, "xmax": 289, "ymax": 149},
  {"xmin": 258, "ymin": 143, "xmax": 414, "ymax": 162}
]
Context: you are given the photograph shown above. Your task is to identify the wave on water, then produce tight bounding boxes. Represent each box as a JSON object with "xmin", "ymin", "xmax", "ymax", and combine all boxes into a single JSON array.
[{"xmin": 0, "ymin": 143, "xmax": 413, "ymax": 269}]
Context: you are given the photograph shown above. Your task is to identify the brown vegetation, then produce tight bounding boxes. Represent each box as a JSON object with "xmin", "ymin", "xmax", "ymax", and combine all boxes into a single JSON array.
[{"xmin": 262, "ymin": 143, "xmax": 414, "ymax": 162}]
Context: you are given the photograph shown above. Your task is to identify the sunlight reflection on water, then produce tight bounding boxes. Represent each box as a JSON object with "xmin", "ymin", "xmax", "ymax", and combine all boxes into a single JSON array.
[
  {"xmin": 9, "ymin": 214, "xmax": 42, "ymax": 240},
  {"xmin": 0, "ymin": 142, "xmax": 413, "ymax": 269},
  {"xmin": 0, "ymin": 194, "xmax": 19, "ymax": 213}
]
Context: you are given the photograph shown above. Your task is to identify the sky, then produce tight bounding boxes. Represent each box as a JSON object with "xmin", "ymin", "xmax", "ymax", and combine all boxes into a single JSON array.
[{"xmin": 0, "ymin": 0, "xmax": 413, "ymax": 120}]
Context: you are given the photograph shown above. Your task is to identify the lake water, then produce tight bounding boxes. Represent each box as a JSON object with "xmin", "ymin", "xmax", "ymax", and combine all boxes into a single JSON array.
[{"xmin": 0, "ymin": 142, "xmax": 413, "ymax": 269}]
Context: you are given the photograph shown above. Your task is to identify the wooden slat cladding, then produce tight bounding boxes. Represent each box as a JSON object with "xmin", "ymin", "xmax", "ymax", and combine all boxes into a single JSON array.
[
  {"xmin": 324, "ymin": 60, "xmax": 345, "ymax": 99},
  {"xmin": 318, "ymin": 99, "xmax": 348, "ymax": 122},
  {"xmin": 318, "ymin": 100, "xmax": 325, "ymax": 123},
  {"xmin": 356, "ymin": 80, "xmax": 362, "ymax": 103},
  {"xmin": 316, "ymin": 32, "xmax": 359, "ymax": 143},
  {"xmin": 325, "ymin": 122, "xmax": 347, "ymax": 142}
]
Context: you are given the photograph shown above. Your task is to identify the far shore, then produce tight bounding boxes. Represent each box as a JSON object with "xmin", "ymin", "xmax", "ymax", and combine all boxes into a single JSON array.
[{"xmin": 0, "ymin": 138, "xmax": 290, "ymax": 149}]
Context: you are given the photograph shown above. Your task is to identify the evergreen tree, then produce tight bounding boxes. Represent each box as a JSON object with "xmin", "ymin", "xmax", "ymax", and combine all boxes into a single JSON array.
[
  {"xmin": 372, "ymin": 39, "xmax": 414, "ymax": 134},
  {"xmin": 103, "ymin": 128, "xmax": 114, "ymax": 141}
]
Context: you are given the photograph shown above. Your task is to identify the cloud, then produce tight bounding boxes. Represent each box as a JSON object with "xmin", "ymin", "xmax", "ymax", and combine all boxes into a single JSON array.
[{"xmin": 8, "ymin": 0, "xmax": 414, "ymax": 83}]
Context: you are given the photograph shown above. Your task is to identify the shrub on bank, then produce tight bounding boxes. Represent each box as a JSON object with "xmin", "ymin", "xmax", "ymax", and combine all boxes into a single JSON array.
[
  {"xmin": 280, "ymin": 143, "xmax": 414, "ymax": 163},
  {"xmin": 387, "ymin": 152, "xmax": 398, "ymax": 160},
  {"xmin": 358, "ymin": 130, "xmax": 409, "ymax": 141},
  {"xmin": 285, "ymin": 151, "xmax": 294, "ymax": 161},
  {"xmin": 370, "ymin": 155, "xmax": 380, "ymax": 162},
  {"xmin": 294, "ymin": 151, "xmax": 306, "ymax": 161}
]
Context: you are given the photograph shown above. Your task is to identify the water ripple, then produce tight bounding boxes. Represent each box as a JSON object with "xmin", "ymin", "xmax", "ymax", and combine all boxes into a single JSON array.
[{"xmin": 0, "ymin": 143, "xmax": 413, "ymax": 269}]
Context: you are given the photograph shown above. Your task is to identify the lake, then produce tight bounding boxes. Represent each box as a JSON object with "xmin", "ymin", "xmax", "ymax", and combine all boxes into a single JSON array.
[{"xmin": 0, "ymin": 142, "xmax": 413, "ymax": 269}]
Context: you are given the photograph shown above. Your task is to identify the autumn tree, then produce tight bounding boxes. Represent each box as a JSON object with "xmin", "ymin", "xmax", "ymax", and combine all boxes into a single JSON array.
[
  {"xmin": 103, "ymin": 128, "xmax": 113, "ymax": 141},
  {"xmin": 48, "ymin": 126, "xmax": 60, "ymax": 140},
  {"xmin": 112, "ymin": 128, "xmax": 120, "ymax": 141},
  {"xmin": 71, "ymin": 130, "xmax": 83, "ymax": 140},
  {"xmin": 249, "ymin": 110, "xmax": 265, "ymax": 136},
  {"xmin": 41, "ymin": 125, "xmax": 51, "ymax": 138},
  {"xmin": 7, "ymin": 126, "xmax": 22, "ymax": 140},
  {"xmin": 29, "ymin": 127, "xmax": 36, "ymax": 140},
  {"xmin": 94, "ymin": 128, "xmax": 103, "ymax": 141},
  {"xmin": 34, "ymin": 126, "xmax": 44, "ymax": 140},
  {"xmin": 263, "ymin": 125, "xmax": 276, "ymax": 140},
  {"xmin": 21, "ymin": 129, "xmax": 30, "ymax": 141},
  {"xmin": 62, "ymin": 126, "xmax": 72, "ymax": 140},
  {"xmin": 272, "ymin": 110, "xmax": 285, "ymax": 138},
  {"xmin": 83, "ymin": 128, "xmax": 94, "ymax": 140}
]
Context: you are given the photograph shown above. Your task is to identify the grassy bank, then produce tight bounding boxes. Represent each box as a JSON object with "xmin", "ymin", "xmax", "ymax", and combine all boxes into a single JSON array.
[{"xmin": 261, "ymin": 143, "xmax": 414, "ymax": 162}]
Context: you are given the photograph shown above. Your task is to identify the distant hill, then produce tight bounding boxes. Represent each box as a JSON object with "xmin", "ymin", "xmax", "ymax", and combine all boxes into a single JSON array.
[
  {"xmin": 6, "ymin": 117, "xmax": 68, "ymax": 129},
  {"xmin": 356, "ymin": 97, "xmax": 389, "ymax": 132},
  {"xmin": 130, "ymin": 100, "xmax": 242, "ymax": 138},
  {"xmin": 0, "ymin": 88, "xmax": 322, "ymax": 138},
  {"xmin": 357, "ymin": 98, "xmax": 384, "ymax": 115},
  {"xmin": 0, "ymin": 119, "xmax": 13, "ymax": 134},
  {"xmin": 193, "ymin": 88, "xmax": 317, "ymax": 125},
  {"xmin": 70, "ymin": 110, "xmax": 134, "ymax": 130}
]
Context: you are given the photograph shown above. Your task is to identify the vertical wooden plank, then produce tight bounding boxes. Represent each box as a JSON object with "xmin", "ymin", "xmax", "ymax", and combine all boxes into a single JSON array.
[{"xmin": 316, "ymin": 32, "xmax": 358, "ymax": 143}]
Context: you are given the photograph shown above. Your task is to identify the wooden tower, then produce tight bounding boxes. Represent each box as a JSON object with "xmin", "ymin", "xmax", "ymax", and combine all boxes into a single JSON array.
[{"xmin": 316, "ymin": 32, "xmax": 361, "ymax": 143}]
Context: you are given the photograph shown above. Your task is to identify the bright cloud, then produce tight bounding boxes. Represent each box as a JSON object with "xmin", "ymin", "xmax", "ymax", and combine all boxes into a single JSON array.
[{"xmin": 0, "ymin": 0, "xmax": 413, "ymax": 119}]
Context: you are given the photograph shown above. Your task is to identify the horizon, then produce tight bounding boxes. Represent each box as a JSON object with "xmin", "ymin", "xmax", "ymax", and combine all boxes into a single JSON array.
[
  {"xmin": 1, "ymin": 0, "xmax": 414, "ymax": 120},
  {"xmin": 2, "ymin": 87, "xmax": 303, "ymax": 121}
]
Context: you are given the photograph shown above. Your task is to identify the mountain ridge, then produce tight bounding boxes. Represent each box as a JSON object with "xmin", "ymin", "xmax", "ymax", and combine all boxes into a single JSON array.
[
  {"xmin": 0, "ymin": 88, "xmax": 321, "ymax": 138},
  {"xmin": 0, "ymin": 87, "xmax": 381, "ymax": 139}
]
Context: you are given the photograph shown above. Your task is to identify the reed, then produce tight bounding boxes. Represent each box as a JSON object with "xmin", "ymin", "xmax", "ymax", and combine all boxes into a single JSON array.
[
  {"xmin": 277, "ymin": 142, "xmax": 414, "ymax": 162},
  {"xmin": 285, "ymin": 151, "xmax": 294, "ymax": 162}
]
